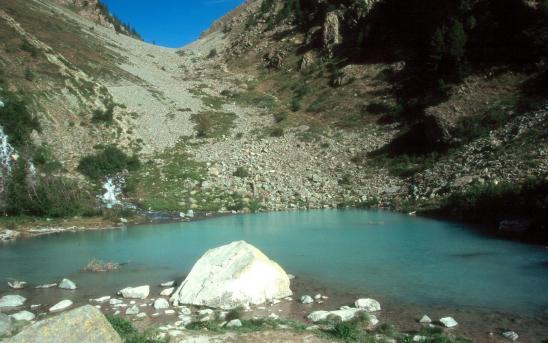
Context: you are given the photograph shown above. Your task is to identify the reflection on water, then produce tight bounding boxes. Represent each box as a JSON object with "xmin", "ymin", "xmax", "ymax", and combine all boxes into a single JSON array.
[{"xmin": 1, "ymin": 209, "xmax": 547, "ymax": 314}]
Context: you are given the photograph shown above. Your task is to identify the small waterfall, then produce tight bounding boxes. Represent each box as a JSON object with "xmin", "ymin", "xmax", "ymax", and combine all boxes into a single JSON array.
[
  {"xmin": 100, "ymin": 177, "xmax": 122, "ymax": 209},
  {"xmin": 0, "ymin": 127, "xmax": 15, "ymax": 172}
]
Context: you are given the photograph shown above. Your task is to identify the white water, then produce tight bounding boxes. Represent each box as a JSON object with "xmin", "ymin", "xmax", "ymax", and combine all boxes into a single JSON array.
[
  {"xmin": 100, "ymin": 177, "xmax": 122, "ymax": 208},
  {"xmin": 0, "ymin": 127, "xmax": 15, "ymax": 172}
]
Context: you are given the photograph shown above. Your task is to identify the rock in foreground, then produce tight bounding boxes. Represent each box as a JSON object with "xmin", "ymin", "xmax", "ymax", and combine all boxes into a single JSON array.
[
  {"xmin": 4, "ymin": 305, "xmax": 122, "ymax": 343},
  {"xmin": 170, "ymin": 241, "xmax": 292, "ymax": 309}
]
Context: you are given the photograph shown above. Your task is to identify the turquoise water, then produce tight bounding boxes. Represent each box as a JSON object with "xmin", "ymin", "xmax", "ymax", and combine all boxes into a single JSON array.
[{"xmin": 1, "ymin": 210, "xmax": 547, "ymax": 314}]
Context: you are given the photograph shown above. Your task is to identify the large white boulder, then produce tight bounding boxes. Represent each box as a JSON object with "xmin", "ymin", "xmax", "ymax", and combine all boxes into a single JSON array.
[
  {"xmin": 170, "ymin": 241, "xmax": 292, "ymax": 309},
  {"xmin": 118, "ymin": 285, "xmax": 150, "ymax": 299},
  {"xmin": 0, "ymin": 295, "xmax": 26, "ymax": 309}
]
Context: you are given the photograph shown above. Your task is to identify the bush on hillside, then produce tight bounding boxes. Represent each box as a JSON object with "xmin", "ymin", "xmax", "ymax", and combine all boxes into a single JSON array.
[
  {"xmin": 77, "ymin": 145, "xmax": 140, "ymax": 180},
  {"xmin": 0, "ymin": 91, "xmax": 41, "ymax": 148},
  {"xmin": 5, "ymin": 160, "xmax": 95, "ymax": 217}
]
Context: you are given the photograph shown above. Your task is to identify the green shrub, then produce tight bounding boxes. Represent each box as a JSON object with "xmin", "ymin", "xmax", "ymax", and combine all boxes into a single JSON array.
[
  {"xmin": 274, "ymin": 112, "xmax": 288, "ymax": 123},
  {"xmin": 24, "ymin": 68, "xmax": 35, "ymax": 81},
  {"xmin": 77, "ymin": 145, "xmax": 140, "ymax": 180},
  {"xmin": 195, "ymin": 115, "xmax": 213, "ymax": 138},
  {"xmin": 207, "ymin": 49, "xmax": 218, "ymax": 59},
  {"xmin": 225, "ymin": 307, "xmax": 243, "ymax": 321},
  {"xmin": 92, "ymin": 104, "xmax": 115, "ymax": 124},
  {"xmin": 5, "ymin": 160, "xmax": 95, "ymax": 217},
  {"xmin": 329, "ymin": 321, "xmax": 360, "ymax": 340},
  {"xmin": 107, "ymin": 315, "xmax": 166, "ymax": 343},
  {"xmin": 233, "ymin": 167, "xmax": 250, "ymax": 178},
  {"xmin": 20, "ymin": 40, "xmax": 40, "ymax": 57},
  {"xmin": 270, "ymin": 127, "xmax": 284, "ymax": 137},
  {"xmin": 0, "ymin": 92, "xmax": 41, "ymax": 148}
]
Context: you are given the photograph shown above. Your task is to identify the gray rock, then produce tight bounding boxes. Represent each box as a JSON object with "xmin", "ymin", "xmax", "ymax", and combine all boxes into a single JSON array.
[
  {"xmin": 49, "ymin": 300, "xmax": 73, "ymax": 312},
  {"xmin": 4, "ymin": 305, "xmax": 122, "ymax": 343},
  {"xmin": 323, "ymin": 11, "xmax": 341, "ymax": 52},
  {"xmin": 58, "ymin": 278, "xmax": 77, "ymax": 290},
  {"xmin": 419, "ymin": 315, "xmax": 432, "ymax": 324},
  {"xmin": 0, "ymin": 295, "xmax": 26, "ymax": 309},
  {"xmin": 9, "ymin": 311, "xmax": 35, "ymax": 322},
  {"xmin": 160, "ymin": 287, "xmax": 174, "ymax": 296},
  {"xmin": 502, "ymin": 331, "xmax": 519, "ymax": 341},
  {"xmin": 300, "ymin": 295, "xmax": 314, "ymax": 304},
  {"xmin": 119, "ymin": 285, "xmax": 149, "ymax": 299},
  {"xmin": 307, "ymin": 311, "xmax": 330, "ymax": 322},
  {"xmin": 125, "ymin": 305, "xmax": 140, "ymax": 315},
  {"xmin": 226, "ymin": 319, "xmax": 242, "ymax": 328},
  {"xmin": 439, "ymin": 316, "xmax": 458, "ymax": 328},
  {"xmin": 0, "ymin": 100, "xmax": 4, "ymax": 108},
  {"xmin": 153, "ymin": 298, "xmax": 170, "ymax": 310},
  {"xmin": 7, "ymin": 281, "xmax": 27, "ymax": 289},
  {"xmin": 161, "ymin": 281, "xmax": 175, "ymax": 287},
  {"xmin": 354, "ymin": 298, "xmax": 381, "ymax": 312}
]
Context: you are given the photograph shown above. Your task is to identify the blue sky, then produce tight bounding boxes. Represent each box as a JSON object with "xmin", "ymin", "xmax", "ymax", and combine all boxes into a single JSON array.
[{"xmin": 101, "ymin": 0, "xmax": 245, "ymax": 48}]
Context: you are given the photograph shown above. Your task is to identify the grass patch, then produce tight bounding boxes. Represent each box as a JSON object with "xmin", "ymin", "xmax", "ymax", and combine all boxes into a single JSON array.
[
  {"xmin": 222, "ymin": 89, "xmax": 278, "ymax": 110},
  {"xmin": 192, "ymin": 111, "xmax": 236, "ymax": 138},
  {"xmin": 83, "ymin": 258, "xmax": 120, "ymax": 272},
  {"xmin": 233, "ymin": 166, "xmax": 250, "ymax": 178},
  {"xmin": 107, "ymin": 315, "xmax": 166, "ymax": 343}
]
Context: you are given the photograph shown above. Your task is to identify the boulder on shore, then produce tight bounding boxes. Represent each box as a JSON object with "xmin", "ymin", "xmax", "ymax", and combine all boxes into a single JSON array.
[
  {"xmin": 170, "ymin": 241, "xmax": 292, "ymax": 309},
  {"xmin": 49, "ymin": 300, "xmax": 73, "ymax": 312},
  {"xmin": 0, "ymin": 295, "xmax": 26, "ymax": 309},
  {"xmin": 118, "ymin": 285, "xmax": 150, "ymax": 299},
  {"xmin": 4, "ymin": 305, "xmax": 122, "ymax": 343},
  {"xmin": 355, "ymin": 298, "xmax": 381, "ymax": 312},
  {"xmin": 0, "ymin": 313, "xmax": 13, "ymax": 336}
]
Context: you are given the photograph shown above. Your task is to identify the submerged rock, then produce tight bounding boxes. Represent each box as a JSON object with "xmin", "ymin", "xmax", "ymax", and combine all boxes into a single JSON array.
[
  {"xmin": 7, "ymin": 280, "xmax": 27, "ymax": 290},
  {"xmin": 502, "ymin": 331, "xmax": 519, "ymax": 341},
  {"xmin": 49, "ymin": 300, "xmax": 73, "ymax": 312},
  {"xmin": 0, "ymin": 313, "xmax": 13, "ymax": 336},
  {"xmin": 300, "ymin": 295, "xmax": 314, "ymax": 304},
  {"xmin": 35, "ymin": 283, "xmax": 57, "ymax": 289},
  {"xmin": 9, "ymin": 311, "xmax": 35, "ymax": 322},
  {"xmin": 161, "ymin": 281, "xmax": 175, "ymax": 287},
  {"xmin": 170, "ymin": 241, "xmax": 292, "ymax": 309},
  {"xmin": 354, "ymin": 298, "xmax": 381, "ymax": 312},
  {"xmin": 5, "ymin": 305, "xmax": 122, "ymax": 343},
  {"xmin": 119, "ymin": 285, "xmax": 150, "ymax": 299},
  {"xmin": 439, "ymin": 316, "xmax": 458, "ymax": 328},
  {"xmin": 0, "ymin": 295, "xmax": 26, "ymax": 309},
  {"xmin": 58, "ymin": 278, "xmax": 77, "ymax": 290},
  {"xmin": 160, "ymin": 287, "xmax": 174, "ymax": 296}
]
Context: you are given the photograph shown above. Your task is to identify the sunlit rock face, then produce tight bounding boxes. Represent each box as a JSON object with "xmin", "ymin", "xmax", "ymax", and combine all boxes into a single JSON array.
[{"xmin": 170, "ymin": 241, "xmax": 292, "ymax": 309}]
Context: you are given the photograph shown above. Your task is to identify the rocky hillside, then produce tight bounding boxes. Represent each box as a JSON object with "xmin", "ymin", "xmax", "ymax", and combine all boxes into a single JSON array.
[{"xmin": 0, "ymin": 0, "xmax": 546, "ymax": 242}]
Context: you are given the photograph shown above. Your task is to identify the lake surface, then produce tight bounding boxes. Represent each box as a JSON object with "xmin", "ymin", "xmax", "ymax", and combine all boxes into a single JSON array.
[{"xmin": 1, "ymin": 210, "xmax": 547, "ymax": 314}]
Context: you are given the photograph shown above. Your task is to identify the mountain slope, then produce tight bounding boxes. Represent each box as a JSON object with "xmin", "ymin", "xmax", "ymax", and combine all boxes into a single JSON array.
[{"xmin": 0, "ymin": 0, "xmax": 546, "ymax": 242}]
